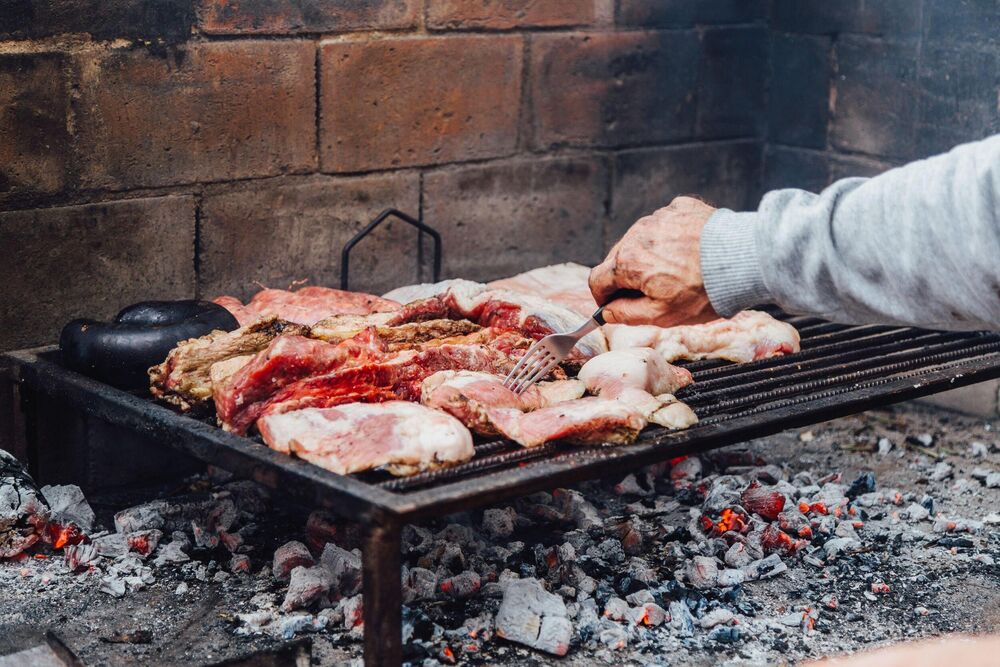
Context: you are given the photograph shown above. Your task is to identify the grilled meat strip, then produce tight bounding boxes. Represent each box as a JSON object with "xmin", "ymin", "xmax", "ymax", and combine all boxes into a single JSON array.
[{"xmin": 149, "ymin": 317, "xmax": 308, "ymax": 411}]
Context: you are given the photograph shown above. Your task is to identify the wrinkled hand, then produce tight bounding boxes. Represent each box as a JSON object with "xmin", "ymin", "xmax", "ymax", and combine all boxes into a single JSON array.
[{"xmin": 590, "ymin": 196, "xmax": 718, "ymax": 327}]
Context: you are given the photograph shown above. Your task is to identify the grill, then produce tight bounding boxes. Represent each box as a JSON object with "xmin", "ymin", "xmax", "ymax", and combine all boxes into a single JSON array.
[{"xmin": 5, "ymin": 212, "xmax": 1000, "ymax": 666}]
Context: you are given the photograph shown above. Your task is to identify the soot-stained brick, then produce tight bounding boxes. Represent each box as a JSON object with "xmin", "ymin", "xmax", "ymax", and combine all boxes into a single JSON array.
[
  {"xmin": 771, "ymin": 0, "xmax": 921, "ymax": 36},
  {"xmin": 74, "ymin": 41, "xmax": 315, "ymax": 190},
  {"xmin": 320, "ymin": 36, "xmax": 522, "ymax": 172},
  {"xmin": 423, "ymin": 156, "xmax": 608, "ymax": 282},
  {"xmin": 0, "ymin": 196, "xmax": 196, "ymax": 350},
  {"xmin": 426, "ymin": 0, "xmax": 596, "ymax": 30},
  {"xmin": 0, "ymin": 0, "xmax": 193, "ymax": 42},
  {"xmin": 530, "ymin": 31, "xmax": 699, "ymax": 149},
  {"xmin": 618, "ymin": 0, "xmax": 765, "ymax": 27},
  {"xmin": 697, "ymin": 27, "xmax": 768, "ymax": 139},
  {"xmin": 769, "ymin": 33, "xmax": 832, "ymax": 149},
  {"xmin": 198, "ymin": 174, "xmax": 420, "ymax": 300},
  {"xmin": 610, "ymin": 141, "xmax": 761, "ymax": 245},
  {"xmin": 762, "ymin": 145, "xmax": 830, "ymax": 195},
  {"xmin": 197, "ymin": 0, "xmax": 418, "ymax": 34}
]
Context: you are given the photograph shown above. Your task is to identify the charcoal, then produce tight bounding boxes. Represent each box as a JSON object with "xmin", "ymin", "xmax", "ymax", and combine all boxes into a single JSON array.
[
  {"xmin": 603, "ymin": 597, "xmax": 629, "ymax": 621},
  {"xmin": 273, "ymin": 540, "xmax": 315, "ymax": 581},
  {"xmin": 821, "ymin": 537, "xmax": 860, "ymax": 561},
  {"xmin": 403, "ymin": 567, "xmax": 439, "ymax": 603},
  {"xmin": 100, "ymin": 576, "xmax": 127, "ymax": 598},
  {"xmin": 625, "ymin": 589, "xmax": 654, "ymax": 606},
  {"xmin": 597, "ymin": 621, "xmax": 629, "ymax": 649},
  {"xmin": 970, "ymin": 441, "xmax": 989, "ymax": 457},
  {"xmin": 153, "ymin": 538, "xmax": 191, "ymax": 566},
  {"xmin": 127, "ymin": 529, "xmax": 163, "ymax": 557},
  {"xmin": 986, "ymin": 472, "xmax": 1000, "ymax": 489},
  {"xmin": 717, "ymin": 568, "xmax": 746, "ymax": 587},
  {"xmin": 175, "ymin": 582, "xmax": 189, "ymax": 595},
  {"xmin": 709, "ymin": 626, "xmax": 742, "ymax": 643},
  {"xmin": 305, "ymin": 510, "xmax": 340, "ymax": 551},
  {"xmin": 439, "ymin": 571, "xmax": 480, "ymax": 599},
  {"xmin": 742, "ymin": 554, "xmax": 787, "ymax": 580},
  {"xmin": 495, "ymin": 578, "xmax": 572, "ymax": 656},
  {"xmin": 230, "ymin": 554, "xmax": 251, "ymax": 573},
  {"xmin": 482, "ymin": 508, "xmax": 516, "ymax": 539},
  {"xmin": 741, "ymin": 481, "xmax": 786, "ymax": 520},
  {"xmin": 685, "ymin": 556, "xmax": 719, "ymax": 590},
  {"xmin": 846, "ymin": 472, "xmax": 877, "ymax": 498},
  {"xmin": 554, "ymin": 489, "xmax": 601, "ymax": 530},
  {"xmin": 699, "ymin": 608, "xmax": 735, "ymax": 628},
  {"xmin": 114, "ymin": 501, "xmax": 167, "ymax": 534},
  {"xmin": 670, "ymin": 456, "xmax": 703, "ymax": 483},
  {"xmin": 928, "ymin": 462, "xmax": 953, "ymax": 482},
  {"xmin": 627, "ymin": 602, "xmax": 667, "ymax": 626},
  {"xmin": 40, "ymin": 484, "xmax": 94, "ymax": 533},
  {"xmin": 92, "ymin": 532, "xmax": 128, "ymax": 558},
  {"xmin": 724, "ymin": 542, "xmax": 754, "ymax": 568},
  {"xmin": 320, "ymin": 543, "xmax": 362, "ymax": 596},
  {"xmin": 0, "ymin": 452, "xmax": 50, "ymax": 558},
  {"xmin": 282, "ymin": 565, "xmax": 333, "ymax": 611},
  {"xmin": 64, "ymin": 543, "xmax": 99, "ymax": 572}
]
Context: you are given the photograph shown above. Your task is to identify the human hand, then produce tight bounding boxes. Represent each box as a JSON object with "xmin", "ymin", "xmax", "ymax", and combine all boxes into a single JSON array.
[{"xmin": 589, "ymin": 196, "xmax": 718, "ymax": 326}]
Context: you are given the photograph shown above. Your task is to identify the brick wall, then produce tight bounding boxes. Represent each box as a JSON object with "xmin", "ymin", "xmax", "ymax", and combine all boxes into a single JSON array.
[
  {"xmin": 0, "ymin": 0, "xmax": 766, "ymax": 350},
  {"xmin": 764, "ymin": 0, "xmax": 1000, "ymax": 192}
]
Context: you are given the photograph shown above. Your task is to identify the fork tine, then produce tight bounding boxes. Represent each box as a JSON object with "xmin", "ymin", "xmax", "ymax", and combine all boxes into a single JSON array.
[
  {"xmin": 504, "ymin": 341, "xmax": 547, "ymax": 387},
  {"xmin": 508, "ymin": 350, "xmax": 548, "ymax": 394},
  {"xmin": 513, "ymin": 357, "xmax": 559, "ymax": 394},
  {"xmin": 511, "ymin": 349, "xmax": 557, "ymax": 394}
]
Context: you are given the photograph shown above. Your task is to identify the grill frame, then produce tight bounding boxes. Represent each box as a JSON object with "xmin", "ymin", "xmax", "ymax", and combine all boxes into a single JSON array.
[{"xmin": 7, "ymin": 320, "xmax": 1000, "ymax": 666}]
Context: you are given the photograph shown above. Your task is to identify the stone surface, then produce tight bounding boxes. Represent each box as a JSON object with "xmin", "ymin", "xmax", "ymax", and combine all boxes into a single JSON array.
[
  {"xmin": 610, "ymin": 140, "xmax": 761, "ymax": 243},
  {"xmin": 696, "ymin": 27, "xmax": 768, "ymax": 139},
  {"xmin": 923, "ymin": 0, "xmax": 1000, "ymax": 47},
  {"xmin": 762, "ymin": 145, "xmax": 830, "ymax": 194},
  {"xmin": 426, "ymin": 0, "xmax": 597, "ymax": 29},
  {"xmin": 0, "ymin": 53, "xmax": 72, "ymax": 207},
  {"xmin": 530, "ymin": 31, "xmax": 699, "ymax": 148},
  {"xmin": 198, "ymin": 173, "xmax": 420, "ymax": 301},
  {"xmin": 423, "ymin": 156, "xmax": 607, "ymax": 282},
  {"xmin": 197, "ymin": 0, "xmax": 418, "ymax": 34},
  {"xmin": 0, "ymin": 196, "xmax": 196, "ymax": 350},
  {"xmin": 0, "ymin": 0, "xmax": 193, "ymax": 41},
  {"xmin": 74, "ymin": 41, "xmax": 315, "ymax": 190},
  {"xmin": 319, "ymin": 36, "xmax": 522, "ymax": 172},
  {"xmin": 830, "ymin": 36, "xmax": 921, "ymax": 160},
  {"xmin": 618, "ymin": 0, "xmax": 765, "ymax": 26},
  {"xmin": 769, "ymin": 33, "xmax": 831, "ymax": 149}
]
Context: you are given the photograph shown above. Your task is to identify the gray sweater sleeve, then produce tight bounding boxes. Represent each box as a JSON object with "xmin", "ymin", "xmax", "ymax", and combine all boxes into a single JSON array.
[{"xmin": 700, "ymin": 135, "xmax": 1000, "ymax": 331}]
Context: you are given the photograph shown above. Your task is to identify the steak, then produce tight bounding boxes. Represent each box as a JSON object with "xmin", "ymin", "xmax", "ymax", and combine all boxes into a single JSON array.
[
  {"xmin": 257, "ymin": 401, "xmax": 474, "ymax": 476},
  {"xmin": 488, "ymin": 398, "xmax": 647, "ymax": 448},
  {"xmin": 149, "ymin": 317, "xmax": 308, "ymax": 411},
  {"xmin": 215, "ymin": 286, "xmax": 400, "ymax": 326},
  {"xmin": 214, "ymin": 330, "xmax": 389, "ymax": 435}
]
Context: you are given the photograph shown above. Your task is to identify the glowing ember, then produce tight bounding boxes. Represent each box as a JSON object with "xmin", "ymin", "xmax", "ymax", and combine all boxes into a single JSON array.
[{"xmin": 741, "ymin": 481, "xmax": 786, "ymax": 520}]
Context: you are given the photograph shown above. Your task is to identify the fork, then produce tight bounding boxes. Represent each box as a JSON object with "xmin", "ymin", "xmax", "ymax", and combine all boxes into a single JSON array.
[{"xmin": 503, "ymin": 306, "xmax": 608, "ymax": 395}]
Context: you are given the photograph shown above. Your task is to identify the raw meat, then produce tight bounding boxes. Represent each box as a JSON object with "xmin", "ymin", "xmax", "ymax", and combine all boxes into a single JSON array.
[
  {"xmin": 257, "ymin": 337, "xmax": 526, "ymax": 422},
  {"xmin": 579, "ymin": 348, "xmax": 698, "ymax": 430},
  {"xmin": 421, "ymin": 370, "xmax": 585, "ymax": 436},
  {"xmin": 149, "ymin": 317, "xmax": 309, "ymax": 411},
  {"xmin": 214, "ymin": 331, "xmax": 389, "ymax": 434},
  {"xmin": 605, "ymin": 311, "xmax": 800, "ymax": 363},
  {"xmin": 257, "ymin": 402, "xmax": 474, "ymax": 476},
  {"xmin": 488, "ymin": 398, "xmax": 647, "ymax": 448},
  {"xmin": 488, "ymin": 263, "xmax": 597, "ymax": 317},
  {"xmin": 383, "ymin": 279, "xmax": 607, "ymax": 360},
  {"xmin": 215, "ymin": 286, "xmax": 400, "ymax": 327}
]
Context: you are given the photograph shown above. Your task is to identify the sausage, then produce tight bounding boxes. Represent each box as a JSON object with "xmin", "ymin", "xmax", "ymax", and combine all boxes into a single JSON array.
[{"xmin": 60, "ymin": 300, "xmax": 239, "ymax": 390}]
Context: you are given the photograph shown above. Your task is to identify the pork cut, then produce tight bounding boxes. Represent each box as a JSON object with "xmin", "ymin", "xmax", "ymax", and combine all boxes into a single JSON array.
[
  {"xmin": 488, "ymin": 398, "xmax": 647, "ymax": 448},
  {"xmin": 488, "ymin": 262, "xmax": 597, "ymax": 317},
  {"xmin": 310, "ymin": 317, "xmax": 481, "ymax": 349},
  {"xmin": 214, "ymin": 286, "xmax": 400, "ymax": 327},
  {"xmin": 604, "ymin": 310, "xmax": 800, "ymax": 363},
  {"xmin": 421, "ymin": 370, "xmax": 585, "ymax": 436},
  {"xmin": 383, "ymin": 279, "xmax": 608, "ymax": 360},
  {"xmin": 214, "ymin": 331, "xmax": 388, "ymax": 434},
  {"xmin": 257, "ymin": 402, "xmax": 474, "ymax": 476},
  {"xmin": 257, "ymin": 336, "xmax": 526, "ymax": 422},
  {"xmin": 149, "ymin": 317, "xmax": 309, "ymax": 411}
]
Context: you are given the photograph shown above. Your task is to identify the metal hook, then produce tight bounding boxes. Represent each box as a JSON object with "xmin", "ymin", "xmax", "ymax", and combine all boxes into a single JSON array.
[{"xmin": 340, "ymin": 209, "xmax": 443, "ymax": 291}]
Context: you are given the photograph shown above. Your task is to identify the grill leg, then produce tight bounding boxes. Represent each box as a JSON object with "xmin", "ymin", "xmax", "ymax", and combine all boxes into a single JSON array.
[{"xmin": 362, "ymin": 522, "xmax": 402, "ymax": 667}]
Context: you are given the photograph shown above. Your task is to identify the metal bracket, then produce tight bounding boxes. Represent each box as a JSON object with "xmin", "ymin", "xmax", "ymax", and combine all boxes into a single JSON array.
[{"xmin": 340, "ymin": 209, "xmax": 442, "ymax": 291}]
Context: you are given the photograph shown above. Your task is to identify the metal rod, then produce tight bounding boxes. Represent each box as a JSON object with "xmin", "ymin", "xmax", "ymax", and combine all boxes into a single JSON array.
[
  {"xmin": 362, "ymin": 522, "xmax": 403, "ymax": 667},
  {"xmin": 341, "ymin": 209, "xmax": 442, "ymax": 291}
]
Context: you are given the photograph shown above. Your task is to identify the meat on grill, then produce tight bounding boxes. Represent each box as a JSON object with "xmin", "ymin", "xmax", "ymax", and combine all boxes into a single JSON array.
[
  {"xmin": 383, "ymin": 279, "xmax": 608, "ymax": 360},
  {"xmin": 257, "ymin": 401, "xmax": 474, "ymax": 476},
  {"xmin": 214, "ymin": 286, "xmax": 400, "ymax": 327},
  {"xmin": 488, "ymin": 398, "xmax": 648, "ymax": 448},
  {"xmin": 214, "ymin": 331, "xmax": 388, "ymax": 434},
  {"xmin": 578, "ymin": 348, "xmax": 698, "ymax": 429},
  {"xmin": 421, "ymin": 370, "xmax": 585, "ymax": 436},
  {"xmin": 149, "ymin": 317, "xmax": 309, "ymax": 411},
  {"xmin": 488, "ymin": 262, "xmax": 597, "ymax": 317},
  {"xmin": 605, "ymin": 310, "xmax": 800, "ymax": 363},
  {"xmin": 256, "ymin": 336, "xmax": 527, "ymax": 423},
  {"xmin": 310, "ymin": 317, "xmax": 481, "ymax": 349}
]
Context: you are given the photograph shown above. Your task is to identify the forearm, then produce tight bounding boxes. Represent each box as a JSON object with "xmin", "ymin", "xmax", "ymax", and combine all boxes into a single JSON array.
[{"xmin": 701, "ymin": 135, "xmax": 1000, "ymax": 330}]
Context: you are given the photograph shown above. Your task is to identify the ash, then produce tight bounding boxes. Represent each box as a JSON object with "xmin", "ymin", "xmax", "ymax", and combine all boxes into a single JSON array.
[{"xmin": 2, "ymin": 403, "xmax": 1000, "ymax": 666}]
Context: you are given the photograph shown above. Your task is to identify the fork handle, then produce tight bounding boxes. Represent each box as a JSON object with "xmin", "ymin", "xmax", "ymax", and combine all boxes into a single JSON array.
[
  {"xmin": 593, "ymin": 306, "xmax": 608, "ymax": 327},
  {"xmin": 592, "ymin": 289, "xmax": 644, "ymax": 326}
]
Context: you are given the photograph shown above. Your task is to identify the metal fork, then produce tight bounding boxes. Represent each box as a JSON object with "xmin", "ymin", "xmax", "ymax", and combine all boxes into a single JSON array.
[{"xmin": 503, "ymin": 306, "xmax": 607, "ymax": 394}]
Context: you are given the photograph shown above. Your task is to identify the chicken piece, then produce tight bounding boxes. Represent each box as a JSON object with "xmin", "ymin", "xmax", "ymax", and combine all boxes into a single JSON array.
[
  {"xmin": 488, "ymin": 398, "xmax": 647, "ymax": 448},
  {"xmin": 488, "ymin": 262, "xmax": 597, "ymax": 317},
  {"xmin": 214, "ymin": 331, "xmax": 389, "ymax": 434},
  {"xmin": 215, "ymin": 286, "xmax": 400, "ymax": 327},
  {"xmin": 257, "ymin": 402, "xmax": 474, "ymax": 477},
  {"xmin": 421, "ymin": 370, "xmax": 585, "ymax": 436},
  {"xmin": 383, "ymin": 279, "xmax": 608, "ymax": 360},
  {"xmin": 149, "ymin": 317, "xmax": 309, "ymax": 411},
  {"xmin": 578, "ymin": 348, "xmax": 698, "ymax": 430},
  {"xmin": 605, "ymin": 311, "xmax": 800, "ymax": 363}
]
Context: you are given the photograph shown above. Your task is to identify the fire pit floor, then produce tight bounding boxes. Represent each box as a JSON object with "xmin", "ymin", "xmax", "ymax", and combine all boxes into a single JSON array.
[{"xmin": 2, "ymin": 401, "xmax": 999, "ymax": 666}]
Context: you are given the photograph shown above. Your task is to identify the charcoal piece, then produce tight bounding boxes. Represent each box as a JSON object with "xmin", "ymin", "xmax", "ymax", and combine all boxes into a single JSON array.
[
  {"xmin": 685, "ymin": 556, "xmax": 719, "ymax": 589},
  {"xmin": 65, "ymin": 543, "xmax": 99, "ymax": 572},
  {"xmin": 846, "ymin": 472, "xmax": 877, "ymax": 498},
  {"xmin": 481, "ymin": 508, "xmax": 516, "ymax": 539},
  {"xmin": 495, "ymin": 578, "xmax": 572, "ymax": 656},
  {"xmin": 0, "ymin": 450, "xmax": 50, "ymax": 558},
  {"xmin": 281, "ymin": 565, "xmax": 333, "ymax": 611},
  {"xmin": 40, "ymin": 484, "xmax": 94, "ymax": 532},
  {"xmin": 320, "ymin": 543, "xmax": 362, "ymax": 596},
  {"xmin": 669, "ymin": 600, "xmax": 695, "ymax": 637},
  {"xmin": 439, "ymin": 571, "xmax": 480, "ymax": 599},
  {"xmin": 114, "ymin": 502, "xmax": 167, "ymax": 534},
  {"xmin": 403, "ymin": 567, "xmax": 439, "ymax": 603},
  {"xmin": 273, "ymin": 540, "xmax": 315, "ymax": 582}
]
